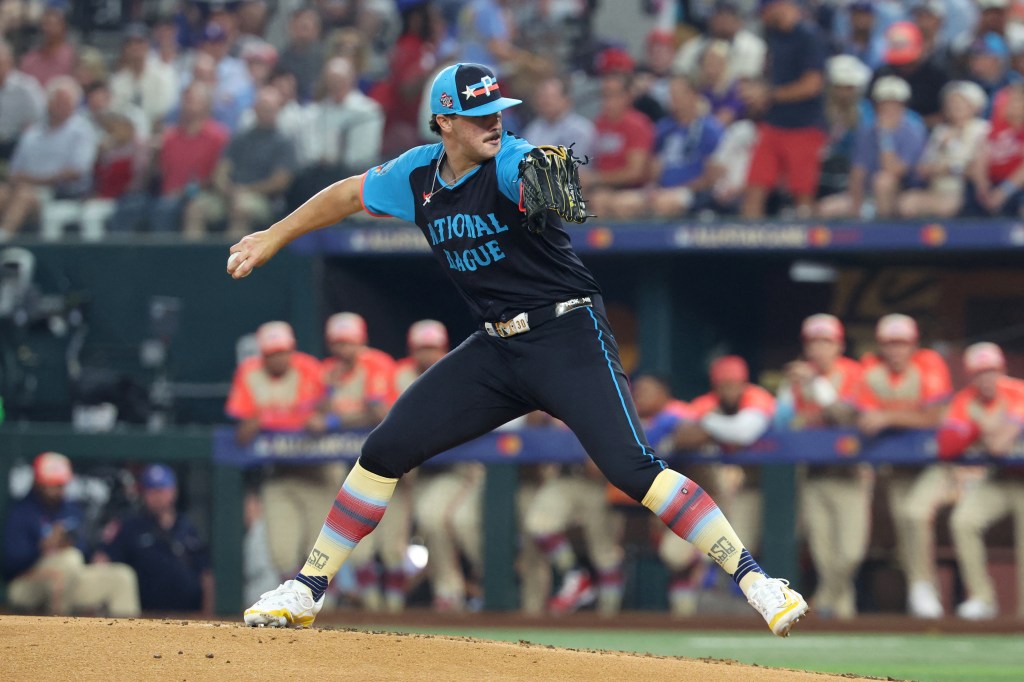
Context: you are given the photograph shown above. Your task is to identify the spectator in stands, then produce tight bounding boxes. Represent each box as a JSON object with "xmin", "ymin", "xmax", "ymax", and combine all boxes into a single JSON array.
[
  {"xmin": 0, "ymin": 39, "xmax": 45, "ymax": 161},
  {"xmin": 241, "ymin": 41, "xmax": 278, "ymax": 90},
  {"xmin": 109, "ymin": 23, "xmax": 178, "ymax": 137},
  {"xmin": 966, "ymin": 82, "xmax": 1024, "ymax": 217},
  {"xmin": 152, "ymin": 13, "xmax": 182, "ymax": 69},
  {"xmin": 952, "ymin": 0, "xmax": 1024, "ymax": 71},
  {"xmin": 943, "ymin": 343, "xmax": 1024, "ymax": 620},
  {"xmin": 278, "ymin": 7, "xmax": 325, "ymax": 102},
  {"xmin": 291, "ymin": 57, "xmax": 383, "ymax": 209},
  {"xmin": 598, "ymin": 76, "xmax": 723, "ymax": 220},
  {"xmin": 857, "ymin": 314, "xmax": 954, "ymax": 619},
  {"xmin": 967, "ymin": 33, "xmax": 1019, "ymax": 113},
  {"xmin": 910, "ymin": 0, "xmax": 952, "ymax": 70},
  {"xmin": 189, "ymin": 24, "xmax": 254, "ymax": 132},
  {"xmin": 580, "ymin": 72, "xmax": 654, "ymax": 207},
  {"xmin": 706, "ymin": 117, "xmax": 758, "ymax": 214},
  {"xmin": 673, "ymin": 1, "xmax": 766, "ymax": 84},
  {"xmin": 674, "ymin": 356, "xmax": 775, "ymax": 557},
  {"xmin": 595, "ymin": 46, "xmax": 664, "ymax": 124},
  {"xmin": 239, "ymin": 69, "xmax": 308, "ymax": 150},
  {"xmin": 818, "ymin": 55, "xmax": 873, "ymax": 201},
  {"xmin": 697, "ymin": 40, "xmax": 745, "ymax": 126},
  {"xmin": 776, "ymin": 314, "xmax": 869, "ymax": 620},
  {"xmin": 375, "ymin": 0, "xmax": 440, "ymax": 156},
  {"xmin": 318, "ymin": 311, "xmax": 397, "ymax": 610},
  {"xmin": 83, "ymin": 80, "xmax": 148, "ymax": 144},
  {"xmin": 152, "ymin": 82, "xmax": 229, "ymax": 234},
  {"xmin": 740, "ymin": 0, "xmax": 827, "ymax": 219},
  {"xmin": 188, "ymin": 86, "xmax": 296, "ymax": 238},
  {"xmin": 236, "ymin": 0, "xmax": 271, "ymax": 55},
  {"xmin": 835, "ymin": 1, "xmax": 885, "ymax": 69},
  {"xmin": 0, "ymin": 76, "xmax": 96, "ymax": 240},
  {"xmin": 818, "ymin": 77, "xmax": 927, "ymax": 220},
  {"xmin": 74, "ymin": 46, "xmax": 108, "ymax": 93},
  {"xmin": 522, "ymin": 76, "xmax": 595, "ymax": 160},
  {"xmin": 4, "ymin": 452, "xmax": 140, "ymax": 617},
  {"xmin": 226, "ymin": 321, "xmax": 331, "ymax": 583},
  {"xmin": 18, "ymin": 4, "xmax": 73, "ymax": 86},
  {"xmin": 899, "ymin": 81, "xmax": 990, "ymax": 218},
  {"xmin": 872, "ymin": 21, "xmax": 951, "ymax": 127},
  {"xmin": 636, "ymin": 29, "xmax": 676, "ymax": 113},
  {"xmin": 404, "ymin": 321, "xmax": 484, "ymax": 613},
  {"xmin": 457, "ymin": 0, "xmax": 549, "ymax": 78},
  {"xmin": 96, "ymin": 464, "xmax": 212, "ymax": 613}
]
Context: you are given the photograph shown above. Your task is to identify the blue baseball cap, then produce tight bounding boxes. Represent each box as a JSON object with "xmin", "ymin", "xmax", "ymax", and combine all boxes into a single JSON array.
[
  {"xmin": 972, "ymin": 32, "xmax": 1010, "ymax": 60},
  {"xmin": 139, "ymin": 464, "xmax": 177, "ymax": 490},
  {"xmin": 429, "ymin": 63, "xmax": 522, "ymax": 117}
]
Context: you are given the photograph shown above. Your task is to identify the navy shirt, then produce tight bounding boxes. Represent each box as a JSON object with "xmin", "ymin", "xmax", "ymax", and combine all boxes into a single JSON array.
[
  {"xmin": 3, "ymin": 491, "xmax": 87, "ymax": 580},
  {"xmin": 765, "ymin": 22, "xmax": 827, "ymax": 129},
  {"xmin": 360, "ymin": 131, "xmax": 601, "ymax": 323},
  {"xmin": 655, "ymin": 115, "xmax": 723, "ymax": 188},
  {"xmin": 103, "ymin": 512, "xmax": 208, "ymax": 612}
]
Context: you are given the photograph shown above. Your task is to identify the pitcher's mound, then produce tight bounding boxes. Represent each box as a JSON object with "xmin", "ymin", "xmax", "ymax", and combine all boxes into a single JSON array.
[{"xmin": 0, "ymin": 615, "xmax": 879, "ymax": 681}]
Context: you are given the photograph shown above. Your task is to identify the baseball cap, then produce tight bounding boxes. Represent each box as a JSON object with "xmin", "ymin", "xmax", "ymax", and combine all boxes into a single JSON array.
[
  {"xmin": 964, "ymin": 342, "xmax": 1006, "ymax": 374},
  {"xmin": 801, "ymin": 313, "xmax": 844, "ymax": 342},
  {"xmin": 429, "ymin": 63, "xmax": 522, "ymax": 117},
  {"xmin": 872, "ymin": 75, "xmax": 912, "ymax": 103},
  {"xmin": 710, "ymin": 355, "xmax": 749, "ymax": 386},
  {"xmin": 256, "ymin": 321, "xmax": 296, "ymax": 355},
  {"xmin": 971, "ymin": 32, "xmax": 1010, "ymax": 60},
  {"xmin": 34, "ymin": 452, "xmax": 73, "ymax": 487},
  {"xmin": 876, "ymin": 314, "xmax": 919, "ymax": 343},
  {"xmin": 827, "ymin": 55, "xmax": 871, "ymax": 89},
  {"xmin": 241, "ymin": 41, "xmax": 278, "ymax": 65},
  {"xmin": 326, "ymin": 312, "xmax": 368, "ymax": 344},
  {"xmin": 595, "ymin": 47, "xmax": 636, "ymax": 76},
  {"xmin": 408, "ymin": 319, "xmax": 449, "ymax": 350},
  {"xmin": 139, "ymin": 464, "xmax": 177, "ymax": 490},
  {"xmin": 884, "ymin": 22, "xmax": 924, "ymax": 66},
  {"xmin": 942, "ymin": 80, "xmax": 987, "ymax": 113}
]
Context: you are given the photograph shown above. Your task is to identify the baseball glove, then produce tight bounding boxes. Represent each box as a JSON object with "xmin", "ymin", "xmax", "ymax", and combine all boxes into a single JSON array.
[{"xmin": 517, "ymin": 144, "xmax": 589, "ymax": 234}]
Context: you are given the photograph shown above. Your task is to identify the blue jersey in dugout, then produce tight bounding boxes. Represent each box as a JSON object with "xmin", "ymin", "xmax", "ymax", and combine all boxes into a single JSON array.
[{"xmin": 360, "ymin": 132, "xmax": 600, "ymax": 323}]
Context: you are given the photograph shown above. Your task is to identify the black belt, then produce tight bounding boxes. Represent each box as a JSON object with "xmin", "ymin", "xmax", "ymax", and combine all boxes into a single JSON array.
[{"xmin": 483, "ymin": 296, "xmax": 595, "ymax": 338}]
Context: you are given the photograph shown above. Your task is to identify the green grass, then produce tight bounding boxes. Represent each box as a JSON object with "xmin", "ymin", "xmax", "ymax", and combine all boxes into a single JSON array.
[{"xmin": 357, "ymin": 627, "xmax": 1024, "ymax": 682}]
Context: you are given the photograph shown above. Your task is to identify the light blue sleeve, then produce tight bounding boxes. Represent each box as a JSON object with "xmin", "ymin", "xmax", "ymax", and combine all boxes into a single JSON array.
[
  {"xmin": 360, "ymin": 143, "xmax": 441, "ymax": 222},
  {"xmin": 495, "ymin": 133, "xmax": 535, "ymax": 204}
]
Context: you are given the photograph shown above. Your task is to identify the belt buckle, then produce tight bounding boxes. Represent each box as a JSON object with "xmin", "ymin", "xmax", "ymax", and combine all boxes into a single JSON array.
[
  {"xmin": 555, "ymin": 296, "xmax": 592, "ymax": 317},
  {"xmin": 492, "ymin": 312, "xmax": 531, "ymax": 338}
]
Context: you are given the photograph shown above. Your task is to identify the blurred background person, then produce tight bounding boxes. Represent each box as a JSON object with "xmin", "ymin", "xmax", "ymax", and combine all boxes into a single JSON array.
[
  {"xmin": 18, "ymin": 3, "xmax": 72, "ymax": 87},
  {"xmin": 942, "ymin": 343, "xmax": 1024, "ymax": 620},
  {"xmin": 522, "ymin": 76, "xmax": 595, "ymax": 161},
  {"xmin": 696, "ymin": 39, "xmax": 745, "ymax": 127},
  {"xmin": 899, "ymin": 81, "xmax": 989, "ymax": 218},
  {"xmin": 96, "ymin": 464, "xmax": 213, "ymax": 614},
  {"xmin": 776, "ymin": 314, "xmax": 869, "ymax": 620},
  {"xmin": 872, "ymin": 21, "xmax": 950, "ymax": 127},
  {"xmin": 818, "ymin": 77, "xmax": 926, "ymax": 220},
  {"xmin": 965, "ymin": 81, "xmax": 1024, "ymax": 217},
  {"xmin": 673, "ymin": 1, "xmax": 766, "ymax": 85},
  {"xmin": 277, "ymin": 6, "xmax": 326, "ymax": 102},
  {"xmin": 4, "ymin": 452, "xmax": 140, "ymax": 617},
  {"xmin": 857, "ymin": 314, "xmax": 953, "ymax": 619},
  {"xmin": 817, "ymin": 55, "xmax": 872, "ymax": 202},
  {"xmin": 0, "ymin": 38, "xmax": 44, "ymax": 162}
]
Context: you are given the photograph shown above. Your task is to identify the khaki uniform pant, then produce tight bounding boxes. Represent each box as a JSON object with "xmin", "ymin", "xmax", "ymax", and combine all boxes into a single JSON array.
[
  {"xmin": 523, "ymin": 473, "xmax": 623, "ymax": 573},
  {"xmin": 516, "ymin": 480, "xmax": 550, "ymax": 615},
  {"xmin": 801, "ymin": 469, "xmax": 874, "ymax": 618},
  {"xmin": 951, "ymin": 475, "xmax": 1024, "ymax": 616},
  {"xmin": 7, "ymin": 547, "xmax": 140, "ymax": 617},
  {"xmin": 263, "ymin": 463, "xmax": 348, "ymax": 576},
  {"xmin": 887, "ymin": 464, "xmax": 958, "ymax": 589},
  {"xmin": 412, "ymin": 464, "xmax": 484, "ymax": 605}
]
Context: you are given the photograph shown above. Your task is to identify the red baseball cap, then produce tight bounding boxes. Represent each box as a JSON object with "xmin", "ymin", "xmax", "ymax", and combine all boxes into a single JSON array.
[
  {"xmin": 964, "ymin": 342, "xmax": 1006, "ymax": 374},
  {"xmin": 801, "ymin": 313, "xmax": 844, "ymax": 342},
  {"xmin": 326, "ymin": 312, "xmax": 367, "ymax": 344},
  {"xmin": 407, "ymin": 319, "xmax": 448, "ymax": 350},
  {"xmin": 595, "ymin": 47, "xmax": 636, "ymax": 75},
  {"xmin": 34, "ymin": 452, "xmax": 73, "ymax": 487},
  {"xmin": 647, "ymin": 29, "xmax": 674, "ymax": 47},
  {"xmin": 884, "ymin": 21, "xmax": 923, "ymax": 66},
  {"xmin": 876, "ymin": 314, "xmax": 919, "ymax": 343},
  {"xmin": 710, "ymin": 355, "xmax": 749, "ymax": 385},
  {"xmin": 256, "ymin": 321, "xmax": 296, "ymax": 355}
]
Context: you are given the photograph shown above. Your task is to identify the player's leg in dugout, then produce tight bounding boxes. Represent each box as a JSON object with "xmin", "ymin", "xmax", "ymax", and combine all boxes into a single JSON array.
[
  {"xmin": 291, "ymin": 331, "xmax": 531, "ymax": 598},
  {"xmin": 518, "ymin": 300, "xmax": 769, "ymax": 595}
]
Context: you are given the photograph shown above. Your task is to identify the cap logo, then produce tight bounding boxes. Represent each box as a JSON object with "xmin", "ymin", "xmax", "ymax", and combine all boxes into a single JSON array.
[
  {"xmin": 440, "ymin": 91, "xmax": 454, "ymax": 109},
  {"xmin": 462, "ymin": 75, "xmax": 499, "ymax": 100}
]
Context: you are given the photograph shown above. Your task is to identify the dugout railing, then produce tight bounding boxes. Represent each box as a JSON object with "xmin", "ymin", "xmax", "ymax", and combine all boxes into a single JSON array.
[{"xmin": 2, "ymin": 424, "xmax": 1018, "ymax": 616}]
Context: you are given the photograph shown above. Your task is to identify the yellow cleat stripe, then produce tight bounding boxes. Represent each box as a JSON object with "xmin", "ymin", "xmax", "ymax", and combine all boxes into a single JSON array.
[{"xmin": 768, "ymin": 600, "xmax": 802, "ymax": 630}]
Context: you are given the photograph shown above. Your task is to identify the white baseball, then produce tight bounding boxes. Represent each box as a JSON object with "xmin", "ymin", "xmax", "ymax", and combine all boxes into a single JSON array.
[{"xmin": 228, "ymin": 251, "xmax": 250, "ymax": 278}]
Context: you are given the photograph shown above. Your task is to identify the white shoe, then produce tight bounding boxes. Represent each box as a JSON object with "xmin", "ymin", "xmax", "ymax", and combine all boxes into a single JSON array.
[
  {"xmin": 908, "ymin": 581, "xmax": 944, "ymax": 619},
  {"xmin": 956, "ymin": 598, "xmax": 996, "ymax": 620},
  {"xmin": 244, "ymin": 580, "xmax": 325, "ymax": 628},
  {"xmin": 746, "ymin": 577, "xmax": 809, "ymax": 637}
]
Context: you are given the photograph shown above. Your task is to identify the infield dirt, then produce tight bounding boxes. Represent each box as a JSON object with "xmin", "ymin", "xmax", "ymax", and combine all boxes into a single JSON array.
[{"xmin": 0, "ymin": 615, "xmax": 886, "ymax": 681}]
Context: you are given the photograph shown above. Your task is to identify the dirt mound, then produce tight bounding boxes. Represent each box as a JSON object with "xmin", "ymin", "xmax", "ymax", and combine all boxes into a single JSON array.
[{"xmin": 0, "ymin": 616, "xmax": 881, "ymax": 681}]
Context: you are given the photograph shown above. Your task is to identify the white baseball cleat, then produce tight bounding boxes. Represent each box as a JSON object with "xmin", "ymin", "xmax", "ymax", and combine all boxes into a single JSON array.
[
  {"xmin": 746, "ymin": 577, "xmax": 809, "ymax": 637},
  {"xmin": 956, "ymin": 598, "xmax": 997, "ymax": 620},
  {"xmin": 243, "ymin": 580, "xmax": 325, "ymax": 628}
]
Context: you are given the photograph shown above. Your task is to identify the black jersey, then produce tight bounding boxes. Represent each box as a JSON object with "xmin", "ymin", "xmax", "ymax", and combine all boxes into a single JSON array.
[{"xmin": 360, "ymin": 132, "xmax": 600, "ymax": 323}]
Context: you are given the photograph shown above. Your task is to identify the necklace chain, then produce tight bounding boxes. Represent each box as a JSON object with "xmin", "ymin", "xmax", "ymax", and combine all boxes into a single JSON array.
[{"xmin": 423, "ymin": 150, "xmax": 474, "ymax": 206}]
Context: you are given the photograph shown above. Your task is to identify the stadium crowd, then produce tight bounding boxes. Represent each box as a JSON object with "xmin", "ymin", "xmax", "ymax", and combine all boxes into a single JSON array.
[{"xmin": 5, "ymin": 1, "xmax": 1024, "ymax": 239}]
